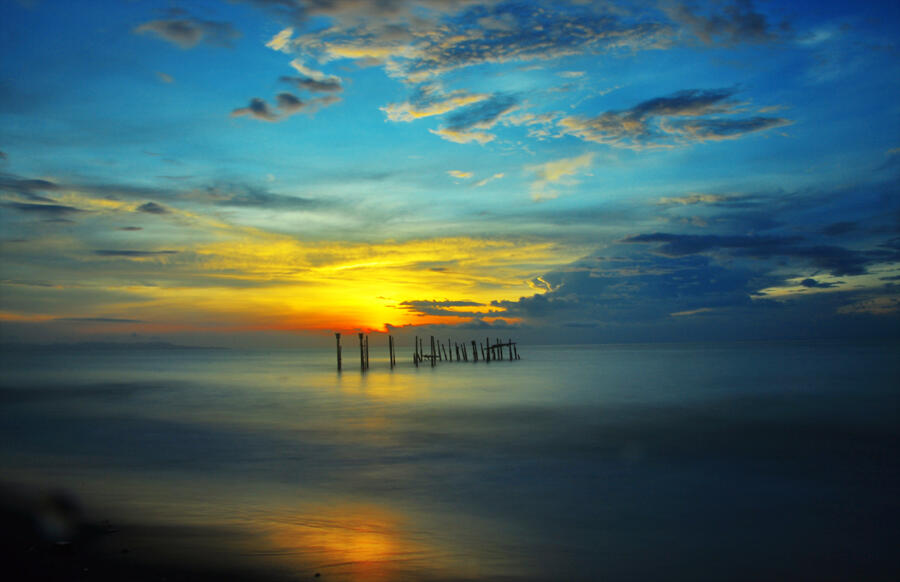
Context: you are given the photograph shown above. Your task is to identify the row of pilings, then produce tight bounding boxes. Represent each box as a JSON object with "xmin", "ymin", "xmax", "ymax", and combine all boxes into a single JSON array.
[{"xmin": 334, "ymin": 333, "xmax": 519, "ymax": 372}]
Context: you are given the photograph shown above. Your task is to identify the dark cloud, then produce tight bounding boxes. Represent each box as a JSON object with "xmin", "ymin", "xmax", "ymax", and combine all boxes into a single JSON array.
[
  {"xmin": 231, "ymin": 97, "xmax": 278, "ymax": 121},
  {"xmin": 559, "ymin": 88, "xmax": 789, "ymax": 148},
  {"xmin": 54, "ymin": 317, "xmax": 145, "ymax": 324},
  {"xmin": 196, "ymin": 184, "xmax": 322, "ymax": 209},
  {"xmin": 134, "ymin": 16, "xmax": 241, "ymax": 49},
  {"xmin": 280, "ymin": 75, "xmax": 343, "ymax": 93},
  {"xmin": 444, "ymin": 94, "xmax": 518, "ymax": 132},
  {"xmin": 3, "ymin": 202, "xmax": 83, "ymax": 216},
  {"xmin": 231, "ymin": 93, "xmax": 339, "ymax": 122},
  {"xmin": 118, "ymin": 226, "xmax": 143, "ymax": 231},
  {"xmin": 821, "ymin": 221, "xmax": 858, "ymax": 236},
  {"xmin": 621, "ymin": 232, "xmax": 881, "ymax": 276},
  {"xmin": 662, "ymin": 0, "xmax": 789, "ymax": 46},
  {"xmin": 93, "ymin": 250, "xmax": 178, "ymax": 257},
  {"xmin": 664, "ymin": 116, "xmax": 792, "ymax": 141},
  {"xmin": 0, "ymin": 175, "xmax": 60, "ymax": 202},
  {"xmin": 137, "ymin": 202, "xmax": 168, "ymax": 214},
  {"xmin": 403, "ymin": 3, "xmax": 670, "ymax": 80},
  {"xmin": 800, "ymin": 278, "xmax": 840, "ymax": 289},
  {"xmin": 399, "ymin": 299, "xmax": 490, "ymax": 317},
  {"xmin": 622, "ymin": 232, "xmax": 802, "ymax": 256}
]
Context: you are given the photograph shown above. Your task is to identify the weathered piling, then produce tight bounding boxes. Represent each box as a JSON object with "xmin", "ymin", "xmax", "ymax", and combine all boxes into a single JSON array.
[
  {"xmin": 430, "ymin": 336, "xmax": 436, "ymax": 367},
  {"xmin": 471, "ymin": 340, "xmax": 478, "ymax": 362},
  {"xmin": 358, "ymin": 333, "xmax": 365, "ymax": 371},
  {"xmin": 335, "ymin": 333, "xmax": 342, "ymax": 371},
  {"xmin": 389, "ymin": 335, "xmax": 395, "ymax": 368}
]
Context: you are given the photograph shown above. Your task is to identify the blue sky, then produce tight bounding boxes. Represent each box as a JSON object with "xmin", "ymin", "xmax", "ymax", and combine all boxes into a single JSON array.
[{"xmin": 1, "ymin": 0, "xmax": 898, "ymax": 346}]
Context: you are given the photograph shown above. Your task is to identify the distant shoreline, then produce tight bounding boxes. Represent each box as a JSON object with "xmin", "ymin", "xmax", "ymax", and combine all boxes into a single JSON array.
[{"xmin": 0, "ymin": 341, "xmax": 229, "ymax": 352}]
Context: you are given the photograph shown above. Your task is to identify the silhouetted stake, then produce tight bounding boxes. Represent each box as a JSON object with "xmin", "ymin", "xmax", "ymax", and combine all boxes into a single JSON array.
[
  {"xmin": 514, "ymin": 343, "xmax": 519, "ymax": 360},
  {"xmin": 335, "ymin": 333, "xmax": 342, "ymax": 371},
  {"xmin": 430, "ymin": 336, "xmax": 436, "ymax": 368},
  {"xmin": 508, "ymin": 338, "xmax": 513, "ymax": 360},
  {"xmin": 358, "ymin": 333, "xmax": 365, "ymax": 371},
  {"xmin": 455, "ymin": 343, "xmax": 461, "ymax": 361},
  {"xmin": 388, "ymin": 335, "xmax": 394, "ymax": 369},
  {"xmin": 471, "ymin": 340, "xmax": 478, "ymax": 362}
]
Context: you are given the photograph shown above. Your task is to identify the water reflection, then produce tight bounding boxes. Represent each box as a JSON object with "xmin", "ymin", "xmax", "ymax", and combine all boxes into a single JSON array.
[{"xmin": 257, "ymin": 504, "xmax": 439, "ymax": 581}]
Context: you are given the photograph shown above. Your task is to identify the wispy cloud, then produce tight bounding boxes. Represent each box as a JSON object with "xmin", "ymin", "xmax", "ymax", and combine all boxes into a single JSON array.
[
  {"xmin": 475, "ymin": 173, "xmax": 504, "ymax": 188},
  {"xmin": 231, "ymin": 93, "xmax": 339, "ymax": 122},
  {"xmin": 137, "ymin": 202, "xmax": 168, "ymax": 215},
  {"xmin": 382, "ymin": 86, "xmax": 489, "ymax": 122},
  {"xmin": 662, "ymin": 0, "xmax": 790, "ymax": 46},
  {"xmin": 447, "ymin": 170, "xmax": 473, "ymax": 179},
  {"xmin": 527, "ymin": 153, "xmax": 593, "ymax": 201},
  {"xmin": 558, "ymin": 88, "xmax": 790, "ymax": 148},
  {"xmin": 134, "ymin": 13, "xmax": 240, "ymax": 49},
  {"xmin": 430, "ymin": 93, "xmax": 518, "ymax": 144}
]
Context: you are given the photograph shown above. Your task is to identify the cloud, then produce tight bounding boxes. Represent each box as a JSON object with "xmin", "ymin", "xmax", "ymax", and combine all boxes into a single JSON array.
[
  {"xmin": 93, "ymin": 250, "xmax": 178, "ymax": 257},
  {"xmin": 3, "ymin": 201, "xmax": 83, "ymax": 216},
  {"xmin": 821, "ymin": 221, "xmax": 857, "ymax": 236},
  {"xmin": 621, "ymin": 232, "xmax": 883, "ymax": 276},
  {"xmin": 134, "ymin": 15, "xmax": 241, "ymax": 49},
  {"xmin": 447, "ymin": 170, "xmax": 473, "ymax": 179},
  {"xmin": 118, "ymin": 226, "xmax": 143, "ymax": 231},
  {"xmin": 155, "ymin": 71, "xmax": 174, "ymax": 83},
  {"xmin": 54, "ymin": 317, "xmax": 145, "ymax": 323},
  {"xmin": 382, "ymin": 86, "xmax": 489, "ymax": 122},
  {"xmin": 662, "ymin": 0, "xmax": 789, "ymax": 46},
  {"xmin": 231, "ymin": 93, "xmax": 339, "ymax": 122},
  {"xmin": 657, "ymin": 193, "xmax": 732, "ymax": 205},
  {"xmin": 231, "ymin": 97, "xmax": 279, "ymax": 121},
  {"xmin": 475, "ymin": 173, "xmax": 504, "ymax": 188},
  {"xmin": 280, "ymin": 75, "xmax": 342, "ymax": 93},
  {"xmin": 430, "ymin": 93, "xmax": 518, "ymax": 144},
  {"xmin": 527, "ymin": 152, "xmax": 593, "ymax": 201},
  {"xmin": 662, "ymin": 116, "xmax": 792, "ymax": 141},
  {"xmin": 266, "ymin": 27, "xmax": 294, "ymax": 52},
  {"xmin": 399, "ymin": 299, "xmax": 490, "ymax": 317},
  {"xmin": 137, "ymin": 202, "xmax": 168, "ymax": 214},
  {"xmin": 800, "ymin": 278, "xmax": 840, "ymax": 289},
  {"xmin": 558, "ymin": 88, "xmax": 790, "ymax": 148}
]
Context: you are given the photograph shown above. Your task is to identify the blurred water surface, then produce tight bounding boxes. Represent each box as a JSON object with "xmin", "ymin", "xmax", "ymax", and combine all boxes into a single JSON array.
[{"xmin": 1, "ymin": 341, "xmax": 898, "ymax": 581}]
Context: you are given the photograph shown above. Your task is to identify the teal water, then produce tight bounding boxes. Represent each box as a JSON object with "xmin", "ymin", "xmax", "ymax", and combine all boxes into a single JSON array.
[{"xmin": 1, "ymin": 341, "xmax": 898, "ymax": 580}]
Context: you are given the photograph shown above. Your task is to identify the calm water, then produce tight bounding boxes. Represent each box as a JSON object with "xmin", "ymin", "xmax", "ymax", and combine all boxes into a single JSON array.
[{"xmin": 1, "ymin": 341, "xmax": 898, "ymax": 581}]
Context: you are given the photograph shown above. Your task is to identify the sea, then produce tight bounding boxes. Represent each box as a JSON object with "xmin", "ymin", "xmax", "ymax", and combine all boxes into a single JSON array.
[{"xmin": 1, "ymin": 340, "xmax": 898, "ymax": 581}]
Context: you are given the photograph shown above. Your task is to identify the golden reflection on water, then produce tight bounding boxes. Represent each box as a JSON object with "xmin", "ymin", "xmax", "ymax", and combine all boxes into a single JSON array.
[{"xmin": 260, "ymin": 503, "xmax": 439, "ymax": 581}]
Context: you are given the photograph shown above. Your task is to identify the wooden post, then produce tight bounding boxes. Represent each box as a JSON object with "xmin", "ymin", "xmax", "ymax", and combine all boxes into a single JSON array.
[
  {"xmin": 508, "ymin": 338, "xmax": 513, "ymax": 360},
  {"xmin": 389, "ymin": 335, "xmax": 394, "ymax": 369},
  {"xmin": 471, "ymin": 340, "xmax": 477, "ymax": 362},
  {"xmin": 430, "ymin": 336, "xmax": 436, "ymax": 367},
  {"xmin": 335, "ymin": 333, "xmax": 342, "ymax": 371},
  {"xmin": 455, "ymin": 343, "xmax": 461, "ymax": 361},
  {"xmin": 358, "ymin": 333, "xmax": 365, "ymax": 371},
  {"xmin": 513, "ymin": 343, "xmax": 519, "ymax": 360}
]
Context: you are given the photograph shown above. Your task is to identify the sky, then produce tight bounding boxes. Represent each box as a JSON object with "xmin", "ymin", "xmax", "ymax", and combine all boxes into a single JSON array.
[{"xmin": 1, "ymin": 0, "xmax": 899, "ymax": 347}]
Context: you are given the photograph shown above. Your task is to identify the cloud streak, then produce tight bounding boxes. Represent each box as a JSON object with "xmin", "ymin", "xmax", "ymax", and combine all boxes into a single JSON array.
[
  {"xmin": 134, "ymin": 14, "xmax": 240, "ymax": 49},
  {"xmin": 558, "ymin": 88, "xmax": 790, "ymax": 148}
]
